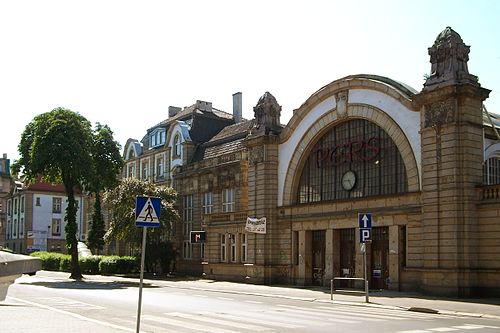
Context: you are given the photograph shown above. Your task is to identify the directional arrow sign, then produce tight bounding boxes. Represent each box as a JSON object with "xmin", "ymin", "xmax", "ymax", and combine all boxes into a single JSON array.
[{"xmin": 358, "ymin": 213, "xmax": 372, "ymax": 229}]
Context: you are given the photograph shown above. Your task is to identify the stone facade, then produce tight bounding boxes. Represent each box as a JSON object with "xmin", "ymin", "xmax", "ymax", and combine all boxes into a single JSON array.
[{"xmin": 122, "ymin": 27, "xmax": 500, "ymax": 297}]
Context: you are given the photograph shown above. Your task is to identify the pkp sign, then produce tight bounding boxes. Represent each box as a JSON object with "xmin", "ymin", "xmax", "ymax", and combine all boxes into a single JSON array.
[{"xmin": 358, "ymin": 213, "xmax": 372, "ymax": 243}]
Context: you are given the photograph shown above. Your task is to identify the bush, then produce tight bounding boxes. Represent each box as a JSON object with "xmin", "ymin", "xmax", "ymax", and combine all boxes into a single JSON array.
[
  {"xmin": 99, "ymin": 256, "xmax": 138, "ymax": 275},
  {"xmin": 80, "ymin": 256, "xmax": 102, "ymax": 274},
  {"xmin": 30, "ymin": 251, "xmax": 70, "ymax": 271},
  {"xmin": 59, "ymin": 256, "xmax": 72, "ymax": 272}
]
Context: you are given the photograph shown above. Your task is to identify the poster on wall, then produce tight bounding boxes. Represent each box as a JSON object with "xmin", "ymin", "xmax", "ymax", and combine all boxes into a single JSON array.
[{"xmin": 245, "ymin": 217, "xmax": 267, "ymax": 234}]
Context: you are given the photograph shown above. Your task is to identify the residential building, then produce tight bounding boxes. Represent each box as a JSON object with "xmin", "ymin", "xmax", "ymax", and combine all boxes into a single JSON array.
[
  {"xmin": 5, "ymin": 181, "xmax": 87, "ymax": 253},
  {"xmin": 0, "ymin": 154, "xmax": 13, "ymax": 247}
]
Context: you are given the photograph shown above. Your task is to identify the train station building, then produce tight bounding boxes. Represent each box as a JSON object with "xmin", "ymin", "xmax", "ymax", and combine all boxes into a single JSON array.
[{"xmin": 122, "ymin": 27, "xmax": 500, "ymax": 297}]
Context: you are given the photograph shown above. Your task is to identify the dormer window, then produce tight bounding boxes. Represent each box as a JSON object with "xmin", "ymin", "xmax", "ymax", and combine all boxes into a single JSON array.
[
  {"xmin": 173, "ymin": 134, "xmax": 181, "ymax": 157},
  {"xmin": 150, "ymin": 128, "xmax": 166, "ymax": 149}
]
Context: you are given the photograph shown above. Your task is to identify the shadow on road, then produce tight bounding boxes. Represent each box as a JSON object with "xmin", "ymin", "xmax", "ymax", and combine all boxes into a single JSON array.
[{"xmin": 18, "ymin": 280, "xmax": 159, "ymax": 290}]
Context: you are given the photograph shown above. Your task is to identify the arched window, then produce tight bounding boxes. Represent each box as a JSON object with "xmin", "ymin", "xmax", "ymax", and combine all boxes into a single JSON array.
[
  {"xmin": 297, "ymin": 119, "xmax": 408, "ymax": 204},
  {"xmin": 484, "ymin": 157, "xmax": 500, "ymax": 185},
  {"xmin": 173, "ymin": 134, "xmax": 181, "ymax": 157}
]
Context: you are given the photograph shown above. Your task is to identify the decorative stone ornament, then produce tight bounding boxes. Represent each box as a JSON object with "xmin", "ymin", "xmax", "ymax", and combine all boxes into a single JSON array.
[
  {"xmin": 335, "ymin": 90, "xmax": 348, "ymax": 118},
  {"xmin": 253, "ymin": 91, "xmax": 282, "ymax": 134},
  {"xmin": 424, "ymin": 26, "xmax": 479, "ymax": 90}
]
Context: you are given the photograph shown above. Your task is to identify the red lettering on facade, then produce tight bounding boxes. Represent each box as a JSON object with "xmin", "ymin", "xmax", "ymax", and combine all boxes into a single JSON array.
[{"xmin": 314, "ymin": 137, "xmax": 380, "ymax": 168}]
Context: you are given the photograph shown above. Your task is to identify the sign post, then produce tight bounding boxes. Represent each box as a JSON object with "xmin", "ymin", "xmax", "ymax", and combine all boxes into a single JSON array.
[
  {"xmin": 359, "ymin": 213, "xmax": 372, "ymax": 303},
  {"xmin": 135, "ymin": 196, "xmax": 161, "ymax": 333}
]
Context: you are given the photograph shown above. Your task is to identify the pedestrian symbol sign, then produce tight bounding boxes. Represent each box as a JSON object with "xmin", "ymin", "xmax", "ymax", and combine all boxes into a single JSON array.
[{"xmin": 135, "ymin": 196, "xmax": 161, "ymax": 227}]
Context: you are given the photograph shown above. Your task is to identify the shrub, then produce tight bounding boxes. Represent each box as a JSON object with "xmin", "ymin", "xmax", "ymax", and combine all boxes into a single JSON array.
[
  {"xmin": 59, "ymin": 256, "xmax": 72, "ymax": 272},
  {"xmin": 30, "ymin": 251, "xmax": 70, "ymax": 271},
  {"xmin": 99, "ymin": 256, "xmax": 138, "ymax": 275},
  {"xmin": 79, "ymin": 256, "xmax": 102, "ymax": 274}
]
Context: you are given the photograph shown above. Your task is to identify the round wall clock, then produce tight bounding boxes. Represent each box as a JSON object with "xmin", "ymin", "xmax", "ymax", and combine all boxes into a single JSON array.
[{"xmin": 341, "ymin": 170, "xmax": 356, "ymax": 191}]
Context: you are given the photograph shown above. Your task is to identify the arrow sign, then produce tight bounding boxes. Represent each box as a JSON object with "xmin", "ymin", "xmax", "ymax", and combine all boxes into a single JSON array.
[{"xmin": 358, "ymin": 213, "xmax": 372, "ymax": 229}]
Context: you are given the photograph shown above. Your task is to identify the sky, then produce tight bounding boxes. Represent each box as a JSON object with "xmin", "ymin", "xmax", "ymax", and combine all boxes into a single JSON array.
[{"xmin": 1, "ymin": 0, "xmax": 499, "ymax": 162}]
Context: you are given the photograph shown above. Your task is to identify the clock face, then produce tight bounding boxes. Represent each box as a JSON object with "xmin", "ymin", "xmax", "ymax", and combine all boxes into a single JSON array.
[{"xmin": 341, "ymin": 170, "xmax": 356, "ymax": 191}]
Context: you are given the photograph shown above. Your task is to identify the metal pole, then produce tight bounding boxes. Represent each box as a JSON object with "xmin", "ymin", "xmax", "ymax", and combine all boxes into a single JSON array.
[
  {"xmin": 330, "ymin": 279, "xmax": 333, "ymax": 301},
  {"xmin": 136, "ymin": 226, "xmax": 147, "ymax": 333},
  {"xmin": 363, "ymin": 248, "xmax": 369, "ymax": 303}
]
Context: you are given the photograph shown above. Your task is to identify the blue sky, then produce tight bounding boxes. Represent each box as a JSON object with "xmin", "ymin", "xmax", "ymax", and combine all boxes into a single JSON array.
[{"xmin": 1, "ymin": 0, "xmax": 498, "ymax": 162}]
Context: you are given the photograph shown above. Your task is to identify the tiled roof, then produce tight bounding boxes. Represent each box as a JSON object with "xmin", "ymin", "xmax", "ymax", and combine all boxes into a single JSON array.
[
  {"xmin": 203, "ymin": 139, "xmax": 246, "ymax": 159},
  {"xmin": 209, "ymin": 120, "xmax": 253, "ymax": 142}
]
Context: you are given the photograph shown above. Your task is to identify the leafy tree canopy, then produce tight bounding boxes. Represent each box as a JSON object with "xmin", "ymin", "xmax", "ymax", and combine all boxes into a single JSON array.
[{"xmin": 102, "ymin": 178, "xmax": 179, "ymax": 248}]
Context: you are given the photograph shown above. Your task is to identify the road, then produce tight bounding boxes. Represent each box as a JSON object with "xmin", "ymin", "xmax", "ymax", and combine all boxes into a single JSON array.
[{"xmin": 2, "ymin": 273, "xmax": 500, "ymax": 333}]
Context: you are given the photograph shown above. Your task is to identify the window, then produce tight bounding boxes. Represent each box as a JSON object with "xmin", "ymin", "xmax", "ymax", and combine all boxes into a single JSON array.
[
  {"xmin": 141, "ymin": 160, "xmax": 149, "ymax": 179},
  {"xmin": 202, "ymin": 192, "xmax": 213, "ymax": 215},
  {"xmin": 183, "ymin": 240, "xmax": 192, "ymax": 259},
  {"xmin": 201, "ymin": 243, "xmax": 206, "ymax": 260},
  {"xmin": 240, "ymin": 233, "xmax": 247, "ymax": 262},
  {"xmin": 183, "ymin": 195, "xmax": 193, "ymax": 237},
  {"xmin": 36, "ymin": 197, "xmax": 41, "ymax": 206},
  {"xmin": 128, "ymin": 162, "xmax": 136, "ymax": 178},
  {"xmin": 220, "ymin": 234, "xmax": 227, "ymax": 262},
  {"xmin": 155, "ymin": 154, "xmax": 164, "ymax": 179},
  {"xmin": 222, "ymin": 188, "xmax": 235, "ymax": 212},
  {"xmin": 229, "ymin": 234, "xmax": 237, "ymax": 262},
  {"xmin": 20, "ymin": 196, "xmax": 25, "ymax": 213},
  {"xmin": 14, "ymin": 198, "xmax": 17, "ymax": 214},
  {"xmin": 52, "ymin": 198, "xmax": 62, "ymax": 213},
  {"xmin": 173, "ymin": 134, "xmax": 181, "ymax": 157},
  {"xmin": 297, "ymin": 119, "xmax": 408, "ymax": 204},
  {"xmin": 52, "ymin": 218, "xmax": 61, "ymax": 236},
  {"xmin": 484, "ymin": 157, "xmax": 500, "ymax": 185}
]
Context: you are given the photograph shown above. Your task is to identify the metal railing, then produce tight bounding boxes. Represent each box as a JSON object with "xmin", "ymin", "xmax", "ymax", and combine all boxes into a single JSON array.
[{"xmin": 330, "ymin": 277, "xmax": 369, "ymax": 303}]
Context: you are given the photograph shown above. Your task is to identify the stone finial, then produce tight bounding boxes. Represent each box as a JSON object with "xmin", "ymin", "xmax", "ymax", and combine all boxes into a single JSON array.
[
  {"xmin": 253, "ymin": 91, "xmax": 282, "ymax": 134},
  {"xmin": 424, "ymin": 27, "xmax": 478, "ymax": 90}
]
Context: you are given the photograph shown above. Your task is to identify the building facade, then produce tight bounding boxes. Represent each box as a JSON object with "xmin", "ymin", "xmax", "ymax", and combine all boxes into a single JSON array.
[
  {"xmin": 123, "ymin": 27, "xmax": 500, "ymax": 297},
  {"xmin": 0, "ymin": 154, "xmax": 13, "ymax": 247},
  {"xmin": 5, "ymin": 181, "xmax": 87, "ymax": 254}
]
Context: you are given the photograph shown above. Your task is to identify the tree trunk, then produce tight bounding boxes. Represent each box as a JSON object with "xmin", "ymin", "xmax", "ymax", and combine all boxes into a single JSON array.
[{"xmin": 65, "ymin": 186, "xmax": 83, "ymax": 280}]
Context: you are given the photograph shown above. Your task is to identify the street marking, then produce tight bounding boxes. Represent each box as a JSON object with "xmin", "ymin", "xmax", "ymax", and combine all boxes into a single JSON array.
[
  {"xmin": 115, "ymin": 317, "xmax": 183, "ymax": 333},
  {"xmin": 281, "ymin": 305, "xmax": 393, "ymax": 321},
  {"xmin": 328, "ymin": 305, "xmax": 437, "ymax": 319},
  {"xmin": 273, "ymin": 306, "xmax": 374, "ymax": 323},
  {"xmin": 244, "ymin": 300, "xmax": 263, "ymax": 304},
  {"xmin": 428, "ymin": 328, "xmax": 459, "ymax": 331},
  {"xmin": 193, "ymin": 294, "xmax": 208, "ymax": 298},
  {"xmin": 165, "ymin": 312, "xmax": 272, "ymax": 331},
  {"xmin": 217, "ymin": 297, "xmax": 234, "ymax": 301},
  {"xmin": 7, "ymin": 296, "xmax": 136, "ymax": 332},
  {"xmin": 142, "ymin": 314, "xmax": 238, "ymax": 333},
  {"xmin": 452, "ymin": 324, "xmax": 496, "ymax": 330},
  {"xmin": 397, "ymin": 331, "xmax": 431, "ymax": 333},
  {"xmin": 36, "ymin": 296, "xmax": 106, "ymax": 310},
  {"xmin": 206, "ymin": 312, "xmax": 301, "ymax": 329}
]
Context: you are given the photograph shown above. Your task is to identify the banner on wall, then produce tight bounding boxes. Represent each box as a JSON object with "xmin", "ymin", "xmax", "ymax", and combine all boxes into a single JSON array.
[{"xmin": 245, "ymin": 217, "xmax": 267, "ymax": 234}]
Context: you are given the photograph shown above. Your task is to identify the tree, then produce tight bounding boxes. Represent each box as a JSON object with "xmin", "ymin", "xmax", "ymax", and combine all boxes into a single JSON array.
[
  {"xmin": 102, "ymin": 178, "xmax": 179, "ymax": 271},
  {"xmin": 87, "ymin": 123, "xmax": 123, "ymax": 254},
  {"xmin": 14, "ymin": 107, "xmax": 93, "ymax": 280}
]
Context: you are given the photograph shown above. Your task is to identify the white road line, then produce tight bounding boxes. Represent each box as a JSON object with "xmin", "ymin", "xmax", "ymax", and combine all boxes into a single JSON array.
[
  {"xmin": 216, "ymin": 297, "xmax": 234, "ymax": 301},
  {"xmin": 193, "ymin": 294, "xmax": 208, "ymax": 298},
  {"xmin": 279, "ymin": 304, "xmax": 393, "ymax": 321},
  {"xmin": 327, "ymin": 305, "xmax": 436, "ymax": 318},
  {"xmin": 142, "ymin": 314, "xmax": 239, "ymax": 333},
  {"xmin": 272, "ymin": 307, "xmax": 374, "ymax": 322},
  {"xmin": 245, "ymin": 300, "xmax": 263, "ymax": 304},
  {"xmin": 428, "ymin": 328, "xmax": 459, "ymax": 331},
  {"xmin": 452, "ymin": 324, "xmax": 495, "ymax": 330},
  {"xmin": 206, "ymin": 312, "xmax": 301, "ymax": 329},
  {"xmin": 396, "ymin": 330, "xmax": 431, "ymax": 333},
  {"xmin": 165, "ymin": 312, "xmax": 272, "ymax": 331},
  {"xmin": 116, "ymin": 317, "xmax": 184, "ymax": 333},
  {"xmin": 7, "ymin": 296, "xmax": 136, "ymax": 332},
  {"xmin": 36, "ymin": 296, "xmax": 106, "ymax": 310},
  {"xmin": 315, "ymin": 305, "xmax": 407, "ymax": 320}
]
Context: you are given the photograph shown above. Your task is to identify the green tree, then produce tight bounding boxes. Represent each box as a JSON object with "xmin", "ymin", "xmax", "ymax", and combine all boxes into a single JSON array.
[
  {"xmin": 102, "ymin": 178, "xmax": 179, "ymax": 269},
  {"xmin": 14, "ymin": 107, "xmax": 93, "ymax": 280},
  {"xmin": 87, "ymin": 123, "xmax": 123, "ymax": 254}
]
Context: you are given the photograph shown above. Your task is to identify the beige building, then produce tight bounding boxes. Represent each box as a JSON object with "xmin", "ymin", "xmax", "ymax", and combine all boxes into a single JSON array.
[{"xmin": 124, "ymin": 27, "xmax": 500, "ymax": 297}]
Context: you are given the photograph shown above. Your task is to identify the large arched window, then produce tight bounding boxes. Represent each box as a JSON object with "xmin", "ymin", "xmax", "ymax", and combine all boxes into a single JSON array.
[{"xmin": 297, "ymin": 119, "xmax": 408, "ymax": 204}]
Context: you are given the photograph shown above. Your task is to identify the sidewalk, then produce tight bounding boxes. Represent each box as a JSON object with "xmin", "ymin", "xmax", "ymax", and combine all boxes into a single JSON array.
[{"xmin": 37, "ymin": 270, "xmax": 500, "ymax": 319}]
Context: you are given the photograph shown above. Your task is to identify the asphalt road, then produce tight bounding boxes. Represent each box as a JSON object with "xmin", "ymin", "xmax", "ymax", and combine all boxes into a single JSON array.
[{"xmin": 3, "ymin": 274, "xmax": 500, "ymax": 333}]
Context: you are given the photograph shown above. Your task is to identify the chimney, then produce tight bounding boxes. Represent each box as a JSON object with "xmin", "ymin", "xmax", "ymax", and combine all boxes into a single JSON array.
[
  {"xmin": 2, "ymin": 153, "xmax": 6, "ymax": 159},
  {"xmin": 196, "ymin": 100, "xmax": 212, "ymax": 112},
  {"xmin": 168, "ymin": 106, "xmax": 181, "ymax": 118},
  {"xmin": 232, "ymin": 92, "xmax": 242, "ymax": 124}
]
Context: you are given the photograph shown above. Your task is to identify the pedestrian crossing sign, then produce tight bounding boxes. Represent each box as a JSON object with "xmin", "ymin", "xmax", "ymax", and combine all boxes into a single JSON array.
[{"xmin": 135, "ymin": 196, "xmax": 161, "ymax": 227}]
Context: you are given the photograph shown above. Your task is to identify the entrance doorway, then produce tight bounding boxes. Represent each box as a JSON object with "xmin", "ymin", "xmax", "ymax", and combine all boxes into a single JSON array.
[
  {"xmin": 340, "ymin": 228, "xmax": 356, "ymax": 288},
  {"xmin": 370, "ymin": 227, "xmax": 389, "ymax": 289},
  {"xmin": 312, "ymin": 230, "xmax": 325, "ymax": 285}
]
